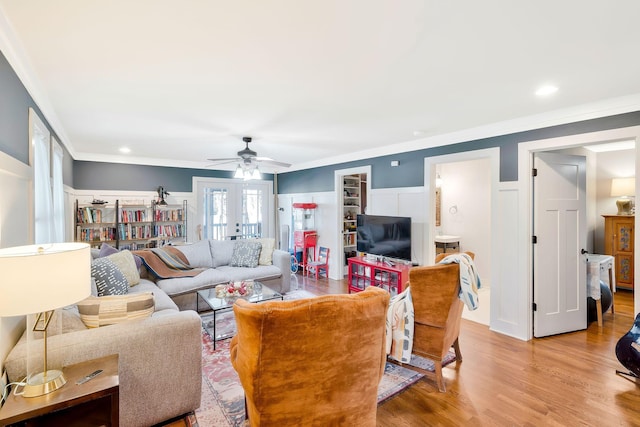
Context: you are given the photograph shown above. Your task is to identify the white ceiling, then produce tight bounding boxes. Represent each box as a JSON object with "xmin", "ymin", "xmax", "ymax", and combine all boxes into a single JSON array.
[{"xmin": 1, "ymin": 1, "xmax": 640, "ymax": 172}]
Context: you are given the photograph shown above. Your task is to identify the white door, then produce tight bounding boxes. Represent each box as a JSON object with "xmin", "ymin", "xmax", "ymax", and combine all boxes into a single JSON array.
[
  {"xmin": 533, "ymin": 152, "xmax": 587, "ymax": 337},
  {"xmin": 196, "ymin": 179, "xmax": 271, "ymax": 240}
]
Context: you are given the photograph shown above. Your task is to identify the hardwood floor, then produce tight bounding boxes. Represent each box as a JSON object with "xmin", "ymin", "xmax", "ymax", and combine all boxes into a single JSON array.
[
  {"xmin": 165, "ymin": 276, "xmax": 640, "ymax": 426},
  {"xmin": 300, "ymin": 275, "xmax": 640, "ymax": 426}
]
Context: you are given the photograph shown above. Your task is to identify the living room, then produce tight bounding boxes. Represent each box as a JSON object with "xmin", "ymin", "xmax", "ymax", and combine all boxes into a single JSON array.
[{"xmin": 1, "ymin": 2, "xmax": 640, "ymax": 425}]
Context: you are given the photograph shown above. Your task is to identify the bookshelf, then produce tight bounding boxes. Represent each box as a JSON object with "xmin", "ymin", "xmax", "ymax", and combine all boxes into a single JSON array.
[
  {"xmin": 117, "ymin": 202, "xmax": 153, "ymax": 250},
  {"xmin": 75, "ymin": 201, "xmax": 117, "ymax": 248},
  {"xmin": 152, "ymin": 200, "xmax": 188, "ymax": 246},
  {"xmin": 342, "ymin": 174, "xmax": 361, "ymax": 265},
  {"xmin": 75, "ymin": 199, "xmax": 188, "ymax": 249}
]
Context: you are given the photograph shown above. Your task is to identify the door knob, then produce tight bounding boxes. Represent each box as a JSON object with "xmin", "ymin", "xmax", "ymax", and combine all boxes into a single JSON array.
[{"xmin": 581, "ymin": 249, "xmax": 589, "ymax": 255}]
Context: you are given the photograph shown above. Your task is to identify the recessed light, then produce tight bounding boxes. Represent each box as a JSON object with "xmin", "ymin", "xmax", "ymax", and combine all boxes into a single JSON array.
[
  {"xmin": 119, "ymin": 147, "xmax": 131, "ymax": 154},
  {"xmin": 535, "ymin": 85, "xmax": 558, "ymax": 97}
]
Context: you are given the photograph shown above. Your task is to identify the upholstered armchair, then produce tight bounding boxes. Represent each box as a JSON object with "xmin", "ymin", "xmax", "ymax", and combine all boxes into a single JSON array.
[
  {"xmin": 409, "ymin": 251, "xmax": 475, "ymax": 392},
  {"xmin": 230, "ymin": 286, "xmax": 390, "ymax": 426}
]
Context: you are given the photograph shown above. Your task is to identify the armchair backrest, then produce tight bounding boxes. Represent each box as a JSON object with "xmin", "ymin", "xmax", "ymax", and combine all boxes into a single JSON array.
[
  {"xmin": 231, "ymin": 286, "xmax": 390, "ymax": 426},
  {"xmin": 409, "ymin": 252, "xmax": 475, "ymax": 328}
]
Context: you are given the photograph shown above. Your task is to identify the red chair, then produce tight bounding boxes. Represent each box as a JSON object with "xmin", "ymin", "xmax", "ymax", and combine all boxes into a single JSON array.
[{"xmin": 306, "ymin": 247, "xmax": 329, "ymax": 279}]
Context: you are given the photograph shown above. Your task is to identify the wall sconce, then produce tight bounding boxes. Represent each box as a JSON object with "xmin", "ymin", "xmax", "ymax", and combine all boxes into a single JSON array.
[{"xmin": 611, "ymin": 177, "xmax": 635, "ymax": 215}]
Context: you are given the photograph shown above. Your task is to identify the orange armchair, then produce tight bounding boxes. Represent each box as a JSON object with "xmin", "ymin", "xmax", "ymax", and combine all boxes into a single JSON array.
[
  {"xmin": 408, "ymin": 251, "xmax": 475, "ymax": 392},
  {"xmin": 230, "ymin": 286, "xmax": 390, "ymax": 426}
]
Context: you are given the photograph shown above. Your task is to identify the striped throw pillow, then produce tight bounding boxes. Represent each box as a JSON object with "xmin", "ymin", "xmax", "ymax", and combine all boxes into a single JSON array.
[{"xmin": 77, "ymin": 292, "xmax": 155, "ymax": 328}]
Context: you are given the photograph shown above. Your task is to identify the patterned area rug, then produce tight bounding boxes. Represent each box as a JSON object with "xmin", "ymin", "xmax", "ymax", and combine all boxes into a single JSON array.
[{"xmin": 195, "ymin": 290, "xmax": 457, "ymax": 426}]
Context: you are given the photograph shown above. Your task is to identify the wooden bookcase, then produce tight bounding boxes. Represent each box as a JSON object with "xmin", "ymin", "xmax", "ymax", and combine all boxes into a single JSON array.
[
  {"xmin": 603, "ymin": 214, "xmax": 634, "ymax": 290},
  {"xmin": 347, "ymin": 256, "xmax": 412, "ymax": 297}
]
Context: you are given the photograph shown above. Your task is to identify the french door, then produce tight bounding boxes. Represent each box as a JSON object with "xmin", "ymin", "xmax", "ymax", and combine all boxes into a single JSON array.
[{"xmin": 196, "ymin": 178, "xmax": 272, "ymax": 240}]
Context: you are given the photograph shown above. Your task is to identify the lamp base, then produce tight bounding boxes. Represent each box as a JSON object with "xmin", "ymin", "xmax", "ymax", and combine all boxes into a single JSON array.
[
  {"xmin": 23, "ymin": 369, "xmax": 66, "ymax": 397},
  {"xmin": 616, "ymin": 198, "xmax": 633, "ymax": 215}
]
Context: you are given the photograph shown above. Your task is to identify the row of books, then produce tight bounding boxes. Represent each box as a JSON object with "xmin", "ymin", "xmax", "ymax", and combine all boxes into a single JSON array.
[
  {"xmin": 118, "ymin": 224, "xmax": 153, "ymax": 240},
  {"xmin": 154, "ymin": 209, "xmax": 183, "ymax": 222},
  {"xmin": 77, "ymin": 226, "xmax": 117, "ymax": 242},
  {"xmin": 154, "ymin": 224, "xmax": 184, "ymax": 237},
  {"xmin": 76, "ymin": 207, "xmax": 106, "ymax": 224},
  {"xmin": 120, "ymin": 209, "xmax": 148, "ymax": 223}
]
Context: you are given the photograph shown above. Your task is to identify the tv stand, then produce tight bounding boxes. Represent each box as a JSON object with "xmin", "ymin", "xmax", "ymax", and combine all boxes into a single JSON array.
[{"xmin": 347, "ymin": 257, "xmax": 412, "ymax": 297}]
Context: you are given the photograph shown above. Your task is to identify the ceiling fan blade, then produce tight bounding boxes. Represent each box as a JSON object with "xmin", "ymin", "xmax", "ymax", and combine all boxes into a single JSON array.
[
  {"xmin": 206, "ymin": 157, "xmax": 240, "ymax": 162},
  {"xmin": 257, "ymin": 159, "xmax": 292, "ymax": 168}
]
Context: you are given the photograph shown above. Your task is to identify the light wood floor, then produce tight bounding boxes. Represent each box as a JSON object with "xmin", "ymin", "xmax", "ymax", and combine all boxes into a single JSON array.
[
  {"xmin": 168, "ymin": 275, "xmax": 640, "ymax": 426},
  {"xmin": 301, "ymin": 275, "xmax": 640, "ymax": 427}
]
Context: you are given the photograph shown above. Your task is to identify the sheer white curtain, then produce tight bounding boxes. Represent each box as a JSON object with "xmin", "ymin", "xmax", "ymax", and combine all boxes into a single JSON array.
[
  {"xmin": 51, "ymin": 138, "xmax": 65, "ymax": 242},
  {"xmin": 33, "ymin": 129, "xmax": 53, "ymax": 244},
  {"xmin": 31, "ymin": 109, "xmax": 65, "ymax": 244}
]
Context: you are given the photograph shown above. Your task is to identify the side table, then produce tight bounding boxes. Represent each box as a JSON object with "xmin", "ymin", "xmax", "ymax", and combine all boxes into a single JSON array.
[
  {"xmin": 0, "ymin": 354, "xmax": 119, "ymax": 427},
  {"xmin": 586, "ymin": 254, "xmax": 616, "ymax": 327}
]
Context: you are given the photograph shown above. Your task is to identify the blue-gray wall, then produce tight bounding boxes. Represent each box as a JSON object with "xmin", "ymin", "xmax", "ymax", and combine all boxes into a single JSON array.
[
  {"xmin": 74, "ymin": 161, "xmax": 274, "ymax": 192},
  {"xmin": 277, "ymin": 111, "xmax": 640, "ymax": 194},
  {"xmin": 3, "ymin": 46, "xmax": 640, "ymax": 194},
  {"xmin": 0, "ymin": 49, "xmax": 74, "ymax": 186}
]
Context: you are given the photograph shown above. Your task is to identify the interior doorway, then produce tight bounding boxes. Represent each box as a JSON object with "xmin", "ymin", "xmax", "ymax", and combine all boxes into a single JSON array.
[
  {"xmin": 334, "ymin": 166, "xmax": 371, "ymax": 278},
  {"xmin": 518, "ymin": 126, "xmax": 640, "ymax": 339},
  {"xmin": 425, "ymin": 148, "xmax": 499, "ymax": 327}
]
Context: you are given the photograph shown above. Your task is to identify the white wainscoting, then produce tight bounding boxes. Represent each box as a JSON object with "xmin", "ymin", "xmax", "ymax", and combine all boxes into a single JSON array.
[
  {"xmin": 0, "ymin": 150, "xmax": 31, "ymax": 377},
  {"xmin": 491, "ymin": 182, "xmax": 527, "ymax": 339}
]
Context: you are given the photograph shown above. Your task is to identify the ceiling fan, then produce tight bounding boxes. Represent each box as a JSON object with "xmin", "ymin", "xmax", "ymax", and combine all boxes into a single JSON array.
[{"xmin": 207, "ymin": 136, "xmax": 291, "ymax": 169}]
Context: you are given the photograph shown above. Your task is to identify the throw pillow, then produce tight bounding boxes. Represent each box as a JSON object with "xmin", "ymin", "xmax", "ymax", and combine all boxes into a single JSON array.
[
  {"xmin": 99, "ymin": 243, "xmax": 143, "ymax": 269},
  {"xmin": 230, "ymin": 240, "xmax": 262, "ymax": 268},
  {"xmin": 106, "ymin": 250, "xmax": 140, "ymax": 286},
  {"xmin": 77, "ymin": 292, "xmax": 155, "ymax": 328},
  {"xmin": 254, "ymin": 238, "xmax": 275, "ymax": 266},
  {"xmin": 91, "ymin": 257, "xmax": 129, "ymax": 296}
]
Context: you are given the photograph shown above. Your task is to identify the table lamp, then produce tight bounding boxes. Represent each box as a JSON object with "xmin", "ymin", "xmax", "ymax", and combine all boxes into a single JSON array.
[
  {"xmin": 611, "ymin": 177, "xmax": 636, "ymax": 215},
  {"xmin": 0, "ymin": 242, "xmax": 91, "ymax": 397}
]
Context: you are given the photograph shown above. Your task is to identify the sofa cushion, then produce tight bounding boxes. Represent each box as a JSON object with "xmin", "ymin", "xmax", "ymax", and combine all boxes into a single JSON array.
[
  {"xmin": 210, "ymin": 239, "xmax": 237, "ymax": 267},
  {"xmin": 176, "ymin": 240, "xmax": 214, "ymax": 268},
  {"xmin": 91, "ymin": 257, "xmax": 129, "ymax": 296},
  {"xmin": 106, "ymin": 250, "xmax": 141, "ymax": 286},
  {"xmin": 77, "ymin": 292, "xmax": 155, "ymax": 328},
  {"xmin": 131, "ymin": 280, "xmax": 179, "ymax": 312},
  {"xmin": 254, "ymin": 238, "xmax": 275, "ymax": 266},
  {"xmin": 100, "ymin": 243, "xmax": 143, "ymax": 269},
  {"xmin": 217, "ymin": 265, "xmax": 282, "ymax": 283},
  {"xmin": 230, "ymin": 241, "xmax": 262, "ymax": 268},
  {"xmin": 156, "ymin": 268, "xmax": 232, "ymax": 296}
]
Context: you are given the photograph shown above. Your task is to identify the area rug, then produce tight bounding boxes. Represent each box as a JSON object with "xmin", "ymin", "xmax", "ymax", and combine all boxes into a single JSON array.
[{"xmin": 195, "ymin": 329, "xmax": 456, "ymax": 426}]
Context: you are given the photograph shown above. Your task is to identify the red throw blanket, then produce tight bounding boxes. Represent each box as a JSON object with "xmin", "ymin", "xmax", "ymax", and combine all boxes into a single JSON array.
[{"xmin": 133, "ymin": 247, "xmax": 205, "ymax": 279}]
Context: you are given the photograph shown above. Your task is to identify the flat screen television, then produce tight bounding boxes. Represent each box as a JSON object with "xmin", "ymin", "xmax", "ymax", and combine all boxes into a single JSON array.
[{"xmin": 356, "ymin": 214, "xmax": 412, "ymax": 262}]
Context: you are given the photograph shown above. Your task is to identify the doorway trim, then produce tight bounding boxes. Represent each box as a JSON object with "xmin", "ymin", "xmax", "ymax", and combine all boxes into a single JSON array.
[
  {"xmin": 424, "ymin": 147, "xmax": 500, "ymax": 329},
  {"xmin": 518, "ymin": 126, "xmax": 640, "ymax": 340},
  {"xmin": 334, "ymin": 165, "xmax": 372, "ymax": 278}
]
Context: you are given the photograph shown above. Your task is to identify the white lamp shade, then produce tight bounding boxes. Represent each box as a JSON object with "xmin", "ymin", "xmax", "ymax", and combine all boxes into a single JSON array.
[
  {"xmin": 0, "ymin": 242, "xmax": 91, "ymax": 317},
  {"xmin": 611, "ymin": 177, "xmax": 635, "ymax": 197}
]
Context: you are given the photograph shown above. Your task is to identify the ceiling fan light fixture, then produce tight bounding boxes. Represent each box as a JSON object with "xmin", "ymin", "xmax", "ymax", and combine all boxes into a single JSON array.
[
  {"xmin": 234, "ymin": 164, "xmax": 244, "ymax": 179},
  {"xmin": 251, "ymin": 167, "xmax": 261, "ymax": 180}
]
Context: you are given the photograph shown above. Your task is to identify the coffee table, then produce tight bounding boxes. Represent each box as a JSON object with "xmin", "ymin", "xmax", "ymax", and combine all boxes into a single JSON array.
[{"xmin": 197, "ymin": 282, "xmax": 283, "ymax": 349}]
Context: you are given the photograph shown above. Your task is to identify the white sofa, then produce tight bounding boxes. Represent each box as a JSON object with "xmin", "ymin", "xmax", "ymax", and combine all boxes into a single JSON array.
[{"xmin": 154, "ymin": 239, "xmax": 291, "ymax": 311}]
